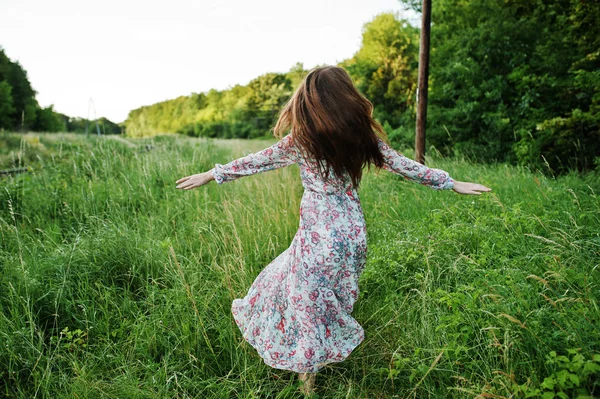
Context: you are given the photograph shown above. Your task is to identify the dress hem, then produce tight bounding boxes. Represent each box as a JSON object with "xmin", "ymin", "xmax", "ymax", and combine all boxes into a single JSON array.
[{"xmin": 231, "ymin": 300, "xmax": 365, "ymax": 373}]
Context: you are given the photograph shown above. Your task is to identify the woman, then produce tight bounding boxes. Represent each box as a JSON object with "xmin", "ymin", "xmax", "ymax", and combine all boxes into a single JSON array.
[{"xmin": 176, "ymin": 66, "xmax": 491, "ymax": 395}]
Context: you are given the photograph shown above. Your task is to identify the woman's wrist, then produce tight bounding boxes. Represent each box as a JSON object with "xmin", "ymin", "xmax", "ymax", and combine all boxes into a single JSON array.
[
  {"xmin": 452, "ymin": 180, "xmax": 461, "ymax": 192},
  {"xmin": 445, "ymin": 177, "xmax": 456, "ymax": 190}
]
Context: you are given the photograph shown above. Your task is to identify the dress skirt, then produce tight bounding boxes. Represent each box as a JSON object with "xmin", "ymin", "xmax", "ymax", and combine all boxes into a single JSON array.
[{"xmin": 231, "ymin": 188, "xmax": 367, "ymax": 373}]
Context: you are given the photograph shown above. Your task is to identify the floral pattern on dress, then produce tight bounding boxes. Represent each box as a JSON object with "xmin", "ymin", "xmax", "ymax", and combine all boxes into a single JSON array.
[{"xmin": 212, "ymin": 134, "xmax": 454, "ymax": 373}]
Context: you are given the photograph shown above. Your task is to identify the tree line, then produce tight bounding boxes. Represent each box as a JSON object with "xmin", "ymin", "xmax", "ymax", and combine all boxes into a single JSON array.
[
  {"xmin": 124, "ymin": 14, "xmax": 421, "ymax": 143},
  {"xmin": 124, "ymin": 1, "xmax": 599, "ymax": 174},
  {"xmin": 3, "ymin": 0, "xmax": 598, "ymax": 174},
  {"xmin": 0, "ymin": 47, "xmax": 121, "ymax": 134}
]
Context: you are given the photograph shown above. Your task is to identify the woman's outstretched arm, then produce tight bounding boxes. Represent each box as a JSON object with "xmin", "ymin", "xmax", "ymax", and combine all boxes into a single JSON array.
[
  {"xmin": 377, "ymin": 138, "xmax": 491, "ymax": 195},
  {"xmin": 175, "ymin": 135, "xmax": 298, "ymax": 190}
]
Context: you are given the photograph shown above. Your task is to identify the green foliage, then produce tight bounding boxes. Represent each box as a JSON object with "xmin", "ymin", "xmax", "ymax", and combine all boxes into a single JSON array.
[
  {"xmin": 341, "ymin": 13, "xmax": 419, "ymax": 127},
  {"xmin": 538, "ymin": 350, "xmax": 600, "ymax": 398},
  {"xmin": 0, "ymin": 47, "xmax": 38, "ymax": 130},
  {"xmin": 401, "ymin": 0, "xmax": 600, "ymax": 174},
  {"xmin": 125, "ymin": 65, "xmax": 306, "ymax": 139},
  {"xmin": 59, "ymin": 115, "xmax": 123, "ymax": 134},
  {"xmin": 51, "ymin": 327, "xmax": 88, "ymax": 352},
  {"xmin": 0, "ymin": 80, "xmax": 15, "ymax": 129},
  {"xmin": 33, "ymin": 105, "xmax": 65, "ymax": 132}
]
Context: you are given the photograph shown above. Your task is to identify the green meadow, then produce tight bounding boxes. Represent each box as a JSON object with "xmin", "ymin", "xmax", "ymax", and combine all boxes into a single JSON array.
[{"xmin": 0, "ymin": 132, "xmax": 599, "ymax": 398}]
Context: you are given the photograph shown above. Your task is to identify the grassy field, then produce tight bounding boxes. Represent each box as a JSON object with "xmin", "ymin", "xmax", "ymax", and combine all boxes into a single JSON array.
[{"xmin": 0, "ymin": 132, "xmax": 599, "ymax": 399}]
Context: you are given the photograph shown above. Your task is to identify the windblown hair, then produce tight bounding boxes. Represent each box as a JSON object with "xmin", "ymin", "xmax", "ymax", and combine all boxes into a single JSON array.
[{"xmin": 273, "ymin": 65, "xmax": 386, "ymax": 188}]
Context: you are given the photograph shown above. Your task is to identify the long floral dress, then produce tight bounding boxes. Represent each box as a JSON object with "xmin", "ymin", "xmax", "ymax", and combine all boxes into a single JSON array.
[{"xmin": 212, "ymin": 134, "xmax": 454, "ymax": 373}]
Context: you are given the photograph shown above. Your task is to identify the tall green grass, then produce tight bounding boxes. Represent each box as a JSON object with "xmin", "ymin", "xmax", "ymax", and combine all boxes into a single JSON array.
[{"xmin": 0, "ymin": 132, "xmax": 598, "ymax": 398}]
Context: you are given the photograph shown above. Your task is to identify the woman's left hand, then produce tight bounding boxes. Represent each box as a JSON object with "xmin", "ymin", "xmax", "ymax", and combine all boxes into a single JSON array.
[
  {"xmin": 175, "ymin": 170, "xmax": 215, "ymax": 190},
  {"xmin": 452, "ymin": 180, "xmax": 492, "ymax": 195}
]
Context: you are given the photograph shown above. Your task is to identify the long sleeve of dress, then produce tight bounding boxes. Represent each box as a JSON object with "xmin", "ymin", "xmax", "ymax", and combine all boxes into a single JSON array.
[
  {"xmin": 212, "ymin": 134, "xmax": 299, "ymax": 184},
  {"xmin": 377, "ymin": 137, "xmax": 455, "ymax": 190}
]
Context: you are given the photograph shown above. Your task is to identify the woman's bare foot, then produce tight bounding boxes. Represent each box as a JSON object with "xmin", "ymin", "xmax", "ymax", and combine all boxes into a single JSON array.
[{"xmin": 298, "ymin": 372, "xmax": 316, "ymax": 395}]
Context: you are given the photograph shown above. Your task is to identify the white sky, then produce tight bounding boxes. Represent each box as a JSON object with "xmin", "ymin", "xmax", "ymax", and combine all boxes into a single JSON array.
[{"xmin": 1, "ymin": 0, "xmax": 417, "ymax": 123}]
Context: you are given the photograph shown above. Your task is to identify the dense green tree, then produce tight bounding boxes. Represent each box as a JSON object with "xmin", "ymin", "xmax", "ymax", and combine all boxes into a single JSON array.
[
  {"xmin": 341, "ymin": 13, "xmax": 419, "ymax": 128},
  {"xmin": 242, "ymin": 72, "xmax": 293, "ymax": 137},
  {"xmin": 401, "ymin": 0, "xmax": 600, "ymax": 172},
  {"xmin": 0, "ymin": 80, "xmax": 15, "ymax": 129},
  {"xmin": 511, "ymin": 0, "xmax": 600, "ymax": 173},
  {"xmin": 32, "ymin": 105, "xmax": 64, "ymax": 132},
  {"xmin": 287, "ymin": 62, "xmax": 308, "ymax": 89},
  {"xmin": 0, "ymin": 47, "xmax": 38, "ymax": 129},
  {"xmin": 54, "ymin": 115, "xmax": 122, "ymax": 134},
  {"xmin": 96, "ymin": 117, "xmax": 122, "ymax": 134}
]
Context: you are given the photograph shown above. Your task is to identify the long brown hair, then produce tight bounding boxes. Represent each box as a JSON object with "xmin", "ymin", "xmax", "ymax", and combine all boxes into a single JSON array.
[{"xmin": 273, "ymin": 65, "xmax": 386, "ymax": 188}]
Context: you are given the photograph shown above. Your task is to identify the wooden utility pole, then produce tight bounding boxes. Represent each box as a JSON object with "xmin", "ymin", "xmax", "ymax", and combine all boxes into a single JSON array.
[{"xmin": 415, "ymin": 0, "xmax": 432, "ymax": 165}]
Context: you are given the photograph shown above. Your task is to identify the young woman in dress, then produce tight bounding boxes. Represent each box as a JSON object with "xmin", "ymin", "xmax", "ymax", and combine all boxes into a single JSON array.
[{"xmin": 176, "ymin": 65, "xmax": 491, "ymax": 395}]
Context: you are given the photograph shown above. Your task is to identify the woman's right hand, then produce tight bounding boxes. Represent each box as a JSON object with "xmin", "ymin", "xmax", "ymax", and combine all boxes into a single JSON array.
[
  {"xmin": 452, "ymin": 181, "xmax": 492, "ymax": 195},
  {"xmin": 175, "ymin": 170, "xmax": 215, "ymax": 190}
]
